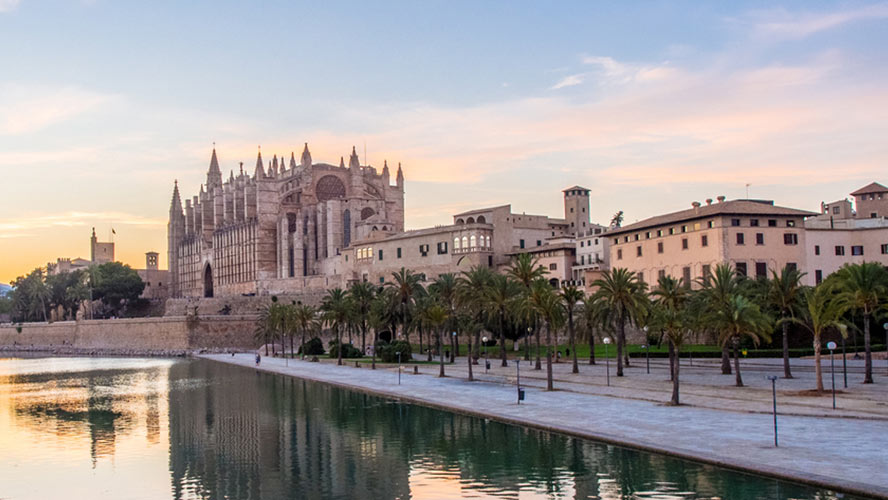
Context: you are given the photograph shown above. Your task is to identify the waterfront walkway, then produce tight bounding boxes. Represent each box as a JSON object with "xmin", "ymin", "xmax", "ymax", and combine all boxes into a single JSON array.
[{"xmin": 200, "ymin": 353, "xmax": 888, "ymax": 498}]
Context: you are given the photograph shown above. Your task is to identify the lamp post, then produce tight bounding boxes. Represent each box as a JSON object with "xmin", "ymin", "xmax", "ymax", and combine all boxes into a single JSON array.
[
  {"xmin": 603, "ymin": 337, "xmax": 612, "ymax": 386},
  {"xmin": 482, "ymin": 336, "xmax": 490, "ymax": 373},
  {"xmin": 841, "ymin": 334, "xmax": 848, "ymax": 388},
  {"xmin": 642, "ymin": 343, "xmax": 650, "ymax": 374},
  {"xmin": 766, "ymin": 375, "xmax": 778, "ymax": 447},
  {"xmin": 884, "ymin": 322, "xmax": 888, "ymax": 376},
  {"xmin": 451, "ymin": 331, "xmax": 457, "ymax": 363},
  {"xmin": 396, "ymin": 351, "xmax": 401, "ymax": 385},
  {"xmin": 827, "ymin": 341, "xmax": 837, "ymax": 410},
  {"xmin": 516, "ymin": 359, "xmax": 522, "ymax": 404}
]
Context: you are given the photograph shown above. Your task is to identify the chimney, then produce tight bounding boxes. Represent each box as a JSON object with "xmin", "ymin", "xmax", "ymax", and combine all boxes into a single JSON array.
[
  {"xmin": 692, "ymin": 201, "xmax": 701, "ymax": 214},
  {"xmin": 717, "ymin": 195, "xmax": 726, "ymax": 203},
  {"xmin": 705, "ymin": 198, "xmax": 713, "ymax": 205}
]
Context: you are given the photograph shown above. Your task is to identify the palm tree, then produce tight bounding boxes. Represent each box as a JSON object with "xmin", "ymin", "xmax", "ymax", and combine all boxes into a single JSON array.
[
  {"xmin": 423, "ymin": 303, "xmax": 449, "ymax": 377},
  {"xmin": 321, "ymin": 288, "xmax": 350, "ymax": 366},
  {"xmin": 348, "ymin": 281, "xmax": 375, "ymax": 354},
  {"xmin": 387, "ymin": 268, "xmax": 424, "ymax": 344},
  {"xmin": 294, "ymin": 304, "xmax": 318, "ymax": 359},
  {"xmin": 528, "ymin": 280, "xmax": 564, "ymax": 390},
  {"xmin": 592, "ymin": 268, "xmax": 648, "ymax": 377},
  {"xmin": 713, "ymin": 295, "xmax": 772, "ymax": 387},
  {"xmin": 651, "ymin": 275, "xmax": 691, "ymax": 404},
  {"xmin": 255, "ymin": 301, "xmax": 286, "ymax": 356},
  {"xmin": 457, "ymin": 265, "xmax": 493, "ymax": 363},
  {"xmin": 508, "ymin": 254, "xmax": 549, "ymax": 360},
  {"xmin": 484, "ymin": 274, "xmax": 520, "ymax": 367},
  {"xmin": 369, "ymin": 288, "xmax": 397, "ymax": 369},
  {"xmin": 767, "ymin": 266, "xmax": 806, "ymax": 379},
  {"xmin": 516, "ymin": 281, "xmax": 544, "ymax": 369},
  {"xmin": 430, "ymin": 273, "xmax": 459, "ymax": 362},
  {"xmin": 412, "ymin": 294, "xmax": 435, "ymax": 361},
  {"xmin": 697, "ymin": 263, "xmax": 744, "ymax": 375},
  {"xmin": 455, "ymin": 313, "xmax": 480, "ymax": 381},
  {"xmin": 579, "ymin": 295, "xmax": 605, "ymax": 365},
  {"xmin": 782, "ymin": 287, "xmax": 847, "ymax": 392},
  {"xmin": 832, "ymin": 262, "xmax": 888, "ymax": 384},
  {"xmin": 560, "ymin": 285, "xmax": 584, "ymax": 374}
]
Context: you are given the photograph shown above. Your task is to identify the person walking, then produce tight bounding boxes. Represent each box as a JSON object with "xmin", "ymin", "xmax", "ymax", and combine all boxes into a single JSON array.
[{"xmin": 255, "ymin": 353, "xmax": 261, "ymax": 366}]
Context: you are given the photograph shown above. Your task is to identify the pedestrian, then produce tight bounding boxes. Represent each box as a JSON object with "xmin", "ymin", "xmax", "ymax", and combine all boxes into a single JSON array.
[{"xmin": 255, "ymin": 353, "xmax": 261, "ymax": 366}]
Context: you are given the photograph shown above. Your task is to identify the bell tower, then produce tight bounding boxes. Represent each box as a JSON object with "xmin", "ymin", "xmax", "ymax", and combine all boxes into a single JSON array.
[{"xmin": 563, "ymin": 186, "xmax": 590, "ymax": 236}]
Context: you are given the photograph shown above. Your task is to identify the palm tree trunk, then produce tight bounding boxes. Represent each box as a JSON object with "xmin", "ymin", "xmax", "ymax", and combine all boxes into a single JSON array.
[
  {"xmin": 814, "ymin": 336, "xmax": 824, "ymax": 392},
  {"xmin": 863, "ymin": 314, "xmax": 873, "ymax": 383},
  {"xmin": 499, "ymin": 311, "xmax": 508, "ymax": 367},
  {"xmin": 467, "ymin": 336, "xmax": 474, "ymax": 381},
  {"xmin": 524, "ymin": 330, "xmax": 530, "ymax": 361},
  {"xmin": 361, "ymin": 323, "xmax": 367, "ymax": 354},
  {"xmin": 721, "ymin": 343, "xmax": 731, "ymax": 374},
  {"xmin": 535, "ymin": 325, "xmax": 542, "ymax": 370},
  {"xmin": 589, "ymin": 328, "xmax": 596, "ymax": 365},
  {"xmin": 301, "ymin": 329, "xmax": 306, "ymax": 360},
  {"xmin": 371, "ymin": 329, "xmax": 377, "ymax": 369},
  {"xmin": 439, "ymin": 329, "xmax": 445, "ymax": 377},
  {"xmin": 546, "ymin": 322, "xmax": 554, "ymax": 391},
  {"xmin": 451, "ymin": 328, "xmax": 457, "ymax": 364},
  {"xmin": 290, "ymin": 331, "xmax": 294, "ymax": 359},
  {"xmin": 668, "ymin": 340, "xmax": 675, "ymax": 382},
  {"xmin": 782, "ymin": 318, "xmax": 793, "ymax": 378},
  {"xmin": 671, "ymin": 343, "xmax": 680, "ymax": 405},
  {"xmin": 419, "ymin": 325, "xmax": 424, "ymax": 359},
  {"xmin": 733, "ymin": 338, "xmax": 743, "ymax": 387},
  {"xmin": 569, "ymin": 311, "xmax": 578, "ymax": 374},
  {"xmin": 616, "ymin": 317, "xmax": 625, "ymax": 377},
  {"xmin": 337, "ymin": 326, "xmax": 342, "ymax": 366}
]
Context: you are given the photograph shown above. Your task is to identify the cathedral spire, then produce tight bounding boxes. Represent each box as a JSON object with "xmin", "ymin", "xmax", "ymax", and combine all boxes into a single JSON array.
[
  {"xmin": 170, "ymin": 180, "xmax": 182, "ymax": 213},
  {"xmin": 348, "ymin": 145, "xmax": 360, "ymax": 169},
  {"xmin": 396, "ymin": 162, "xmax": 404, "ymax": 187},
  {"xmin": 254, "ymin": 148, "xmax": 265, "ymax": 179},
  {"xmin": 272, "ymin": 154, "xmax": 278, "ymax": 171},
  {"xmin": 290, "ymin": 151, "xmax": 297, "ymax": 169},
  {"xmin": 339, "ymin": 156, "xmax": 345, "ymax": 168},
  {"xmin": 207, "ymin": 147, "xmax": 223, "ymax": 188},
  {"xmin": 300, "ymin": 143, "xmax": 312, "ymax": 168}
]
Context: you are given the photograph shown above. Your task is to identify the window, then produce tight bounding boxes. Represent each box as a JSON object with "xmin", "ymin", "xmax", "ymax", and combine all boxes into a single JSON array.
[
  {"xmin": 787, "ymin": 220, "xmax": 796, "ymax": 227},
  {"xmin": 380, "ymin": 277, "xmax": 385, "ymax": 284},
  {"xmin": 882, "ymin": 244, "xmax": 888, "ymax": 254},
  {"xmin": 580, "ymin": 241, "xmax": 584, "ymax": 247},
  {"xmin": 437, "ymin": 241, "xmax": 448, "ymax": 254},
  {"xmin": 832, "ymin": 206, "xmax": 840, "ymax": 215},
  {"xmin": 536, "ymin": 240, "xmax": 542, "ymax": 246},
  {"xmin": 669, "ymin": 228, "xmax": 675, "ymax": 235},
  {"xmin": 814, "ymin": 245, "xmax": 820, "ymax": 256},
  {"xmin": 658, "ymin": 269, "xmax": 666, "ymax": 280},
  {"xmin": 735, "ymin": 262, "xmax": 747, "ymax": 277},
  {"xmin": 378, "ymin": 249, "xmax": 384, "ymax": 260},
  {"xmin": 617, "ymin": 249, "xmax": 623, "ymax": 260},
  {"xmin": 462, "ymin": 236, "xmax": 468, "ymax": 249},
  {"xmin": 768, "ymin": 219, "xmax": 777, "ymax": 227},
  {"xmin": 657, "ymin": 230, "xmax": 663, "ymax": 237},
  {"xmin": 755, "ymin": 262, "xmax": 767, "ymax": 278},
  {"xmin": 614, "ymin": 238, "xmax": 619, "ymax": 245},
  {"xmin": 470, "ymin": 235, "xmax": 477, "ymax": 248},
  {"xmin": 756, "ymin": 233, "xmax": 764, "ymax": 245},
  {"xmin": 645, "ymin": 232, "xmax": 651, "ymax": 239},
  {"xmin": 681, "ymin": 225, "xmax": 688, "ymax": 233},
  {"xmin": 453, "ymin": 238, "xmax": 460, "ymax": 251},
  {"xmin": 707, "ymin": 220, "xmax": 714, "ymax": 228},
  {"xmin": 519, "ymin": 239, "xmax": 525, "ymax": 249},
  {"xmin": 549, "ymin": 263, "xmax": 557, "ymax": 271},
  {"xmin": 736, "ymin": 233, "xmax": 745, "ymax": 245},
  {"xmin": 701, "ymin": 234, "xmax": 708, "ymax": 247},
  {"xmin": 657, "ymin": 241, "xmax": 664, "ymax": 254},
  {"xmin": 871, "ymin": 212, "xmax": 878, "ymax": 218},
  {"xmin": 835, "ymin": 245, "xmax": 845, "ymax": 256},
  {"xmin": 636, "ymin": 246, "xmax": 642, "ymax": 257},
  {"xmin": 731, "ymin": 218, "xmax": 741, "ymax": 227},
  {"xmin": 851, "ymin": 245, "xmax": 864, "ymax": 256},
  {"xmin": 634, "ymin": 234, "xmax": 640, "ymax": 241},
  {"xmin": 750, "ymin": 219, "xmax": 759, "ymax": 227},
  {"xmin": 815, "ymin": 270, "xmax": 823, "ymax": 284},
  {"xmin": 682, "ymin": 267, "xmax": 691, "ymax": 284},
  {"xmin": 419, "ymin": 244, "xmax": 429, "ymax": 257},
  {"xmin": 702, "ymin": 264, "xmax": 711, "ymax": 283},
  {"xmin": 786, "ymin": 262, "xmax": 797, "ymax": 271},
  {"xmin": 638, "ymin": 272, "xmax": 644, "ymax": 283},
  {"xmin": 570, "ymin": 207, "xmax": 574, "ymax": 213},
  {"xmin": 784, "ymin": 233, "xmax": 798, "ymax": 246},
  {"xmin": 682, "ymin": 238, "xmax": 688, "ymax": 250},
  {"xmin": 397, "ymin": 247, "xmax": 402, "ymax": 258}
]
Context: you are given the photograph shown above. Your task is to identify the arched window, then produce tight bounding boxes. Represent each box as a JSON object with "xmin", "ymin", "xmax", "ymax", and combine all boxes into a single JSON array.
[
  {"xmin": 466, "ymin": 217, "xmax": 475, "ymax": 224},
  {"xmin": 485, "ymin": 235, "xmax": 491, "ymax": 248},
  {"xmin": 454, "ymin": 237, "xmax": 460, "ymax": 250},
  {"xmin": 470, "ymin": 235, "xmax": 476, "ymax": 248},
  {"xmin": 476, "ymin": 215, "xmax": 486, "ymax": 223},
  {"xmin": 343, "ymin": 209, "xmax": 351, "ymax": 247},
  {"xmin": 456, "ymin": 218, "xmax": 465, "ymax": 225},
  {"xmin": 462, "ymin": 236, "xmax": 468, "ymax": 249},
  {"xmin": 315, "ymin": 175, "xmax": 346, "ymax": 201}
]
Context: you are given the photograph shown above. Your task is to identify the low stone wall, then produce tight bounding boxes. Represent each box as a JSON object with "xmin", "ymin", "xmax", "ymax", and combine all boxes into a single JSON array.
[
  {"xmin": 164, "ymin": 293, "xmax": 325, "ymax": 317},
  {"xmin": 0, "ymin": 315, "xmax": 259, "ymax": 353}
]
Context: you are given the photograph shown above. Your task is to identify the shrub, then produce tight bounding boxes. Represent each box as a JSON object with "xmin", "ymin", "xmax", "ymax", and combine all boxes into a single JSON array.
[
  {"xmin": 299, "ymin": 337, "xmax": 325, "ymax": 356},
  {"xmin": 376, "ymin": 339, "xmax": 412, "ymax": 363},
  {"xmin": 328, "ymin": 341, "xmax": 363, "ymax": 359}
]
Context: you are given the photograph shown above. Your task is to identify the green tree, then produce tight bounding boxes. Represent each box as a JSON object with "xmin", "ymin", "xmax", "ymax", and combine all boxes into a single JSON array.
[
  {"xmin": 782, "ymin": 286, "xmax": 848, "ymax": 392},
  {"xmin": 321, "ymin": 288, "xmax": 350, "ymax": 366},
  {"xmin": 713, "ymin": 295, "xmax": 772, "ymax": 387},
  {"xmin": 831, "ymin": 262, "xmax": 888, "ymax": 384},
  {"xmin": 348, "ymin": 281, "xmax": 376, "ymax": 353},
  {"xmin": 484, "ymin": 274, "xmax": 520, "ymax": 367},
  {"xmin": 456, "ymin": 266, "xmax": 493, "ymax": 362},
  {"xmin": 508, "ymin": 253, "xmax": 549, "ymax": 361},
  {"xmin": 651, "ymin": 275, "xmax": 690, "ymax": 405},
  {"xmin": 767, "ymin": 265, "xmax": 806, "ymax": 379},
  {"xmin": 527, "ymin": 280, "xmax": 564, "ymax": 390},
  {"xmin": 560, "ymin": 285, "xmax": 584, "ymax": 374},
  {"xmin": 697, "ymin": 263, "xmax": 744, "ymax": 375},
  {"xmin": 294, "ymin": 304, "xmax": 319, "ymax": 359},
  {"xmin": 386, "ymin": 268, "xmax": 424, "ymax": 344},
  {"xmin": 592, "ymin": 268, "xmax": 648, "ymax": 377},
  {"xmin": 423, "ymin": 303, "xmax": 449, "ymax": 377},
  {"xmin": 429, "ymin": 273, "xmax": 459, "ymax": 362},
  {"xmin": 92, "ymin": 262, "xmax": 145, "ymax": 316}
]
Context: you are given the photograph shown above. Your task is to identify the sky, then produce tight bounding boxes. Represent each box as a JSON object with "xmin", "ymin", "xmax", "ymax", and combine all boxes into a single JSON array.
[{"xmin": 1, "ymin": 0, "xmax": 887, "ymax": 283}]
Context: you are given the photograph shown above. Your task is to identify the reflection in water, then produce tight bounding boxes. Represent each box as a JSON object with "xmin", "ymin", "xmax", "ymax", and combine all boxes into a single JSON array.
[{"xmin": 0, "ymin": 358, "xmax": 862, "ymax": 500}]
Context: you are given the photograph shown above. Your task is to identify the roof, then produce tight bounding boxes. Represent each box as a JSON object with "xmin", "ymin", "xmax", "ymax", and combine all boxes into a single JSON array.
[
  {"xmin": 562, "ymin": 185, "xmax": 590, "ymax": 192},
  {"xmin": 609, "ymin": 199, "xmax": 817, "ymax": 236},
  {"xmin": 506, "ymin": 242, "xmax": 577, "ymax": 256},
  {"xmin": 850, "ymin": 182, "xmax": 888, "ymax": 196},
  {"xmin": 453, "ymin": 205, "xmax": 510, "ymax": 217}
]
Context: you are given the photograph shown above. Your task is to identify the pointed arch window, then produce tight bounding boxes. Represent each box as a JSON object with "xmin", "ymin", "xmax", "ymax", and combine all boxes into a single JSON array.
[
  {"xmin": 454, "ymin": 237, "xmax": 461, "ymax": 250},
  {"xmin": 462, "ymin": 236, "xmax": 468, "ymax": 249},
  {"xmin": 470, "ymin": 235, "xmax": 477, "ymax": 249}
]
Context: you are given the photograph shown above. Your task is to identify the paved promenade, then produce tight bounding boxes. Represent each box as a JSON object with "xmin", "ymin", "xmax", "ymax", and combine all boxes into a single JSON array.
[{"xmin": 200, "ymin": 353, "xmax": 888, "ymax": 498}]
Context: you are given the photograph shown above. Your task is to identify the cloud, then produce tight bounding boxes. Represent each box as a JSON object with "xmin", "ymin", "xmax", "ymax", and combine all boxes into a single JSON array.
[
  {"xmin": 581, "ymin": 55, "xmax": 678, "ymax": 85},
  {"xmin": 0, "ymin": 0, "xmax": 20, "ymax": 13},
  {"xmin": 0, "ymin": 211, "xmax": 166, "ymax": 239},
  {"xmin": 0, "ymin": 84, "xmax": 118, "ymax": 135},
  {"xmin": 749, "ymin": 3, "xmax": 888, "ymax": 39},
  {"xmin": 550, "ymin": 74, "xmax": 584, "ymax": 90}
]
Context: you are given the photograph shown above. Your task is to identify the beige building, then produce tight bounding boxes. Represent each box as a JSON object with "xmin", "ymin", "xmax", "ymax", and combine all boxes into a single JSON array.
[
  {"xmin": 851, "ymin": 182, "xmax": 888, "ymax": 219},
  {"xmin": 573, "ymin": 224, "xmax": 610, "ymax": 293},
  {"xmin": 138, "ymin": 252, "xmax": 171, "ymax": 300},
  {"xmin": 48, "ymin": 228, "xmax": 115, "ymax": 275},
  {"xmin": 608, "ymin": 198, "xmax": 815, "ymax": 287}
]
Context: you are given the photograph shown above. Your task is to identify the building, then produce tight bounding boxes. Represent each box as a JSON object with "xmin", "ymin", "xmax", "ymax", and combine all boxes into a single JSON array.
[
  {"xmin": 137, "ymin": 252, "xmax": 171, "ymax": 300},
  {"xmin": 573, "ymin": 224, "xmax": 610, "ymax": 293},
  {"xmin": 608, "ymin": 197, "xmax": 816, "ymax": 287},
  {"xmin": 804, "ymin": 182, "xmax": 888, "ymax": 286},
  {"xmin": 48, "ymin": 228, "xmax": 114, "ymax": 275}
]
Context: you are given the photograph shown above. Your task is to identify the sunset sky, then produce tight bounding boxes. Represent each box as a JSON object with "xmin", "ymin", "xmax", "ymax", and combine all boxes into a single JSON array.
[{"xmin": 1, "ymin": 1, "xmax": 887, "ymax": 283}]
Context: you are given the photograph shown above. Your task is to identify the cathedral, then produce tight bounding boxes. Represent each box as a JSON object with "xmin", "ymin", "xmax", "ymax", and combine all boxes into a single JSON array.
[{"xmin": 168, "ymin": 144, "xmax": 405, "ymax": 298}]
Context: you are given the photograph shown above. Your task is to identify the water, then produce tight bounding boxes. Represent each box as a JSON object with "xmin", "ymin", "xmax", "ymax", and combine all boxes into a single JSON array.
[{"xmin": 0, "ymin": 357, "xmax": 864, "ymax": 500}]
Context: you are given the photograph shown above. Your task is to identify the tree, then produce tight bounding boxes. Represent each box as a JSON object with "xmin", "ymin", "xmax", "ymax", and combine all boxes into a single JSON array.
[
  {"xmin": 651, "ymin": 275, "xmax": 690, "ymax": 405},
  {"xmin": 255, "ymin": 300, "xmax": 286, "ymax": 355},
  {"xmin": 321, "ymin": 288, "xmax": 350, "ymax": 366},
  {"xmin": 767, "ymin": 265, "xmax": 806, "ymax": 379},
  {"xmin": 92, "ymin": 262, "xmax": 145, "ymax": 316},
  {"xmin": 578, "ymin": 295, "xmax": 606, "ymax": 365},
  {"xmin": 369, "ymin": 288, "xmax": 399, "ymax": 369},
  {"xmin": 430, "ymin": 273, "xmax": 459, "ymax": 362},
  {"xmin": 712, "ymin": 295, "xmax": 772, "ymax": 387},
  {"xmin": 592, "ymin": 268, "xmax": 648, "ymax": 377},
  {"xmin": 423, "ymin": 304, "xmax": 449, "ymax": 377},
  {"xmin": 508, "ymin": 253, "xmax": 549, "ymax": 361},
  {"xmin": 831, "ymin": 262, "xmax": 888, "ymax": 384},
  {"xmin": 294, "ymin": 304, "xmax": 319, "ymax": 359},
  {"xmin": 457, "ymin": 266, "xmax": 494, "ymax": 362},
  {"xmin": 10, "ymin": 269, "xmax": 51, "ymax": 322},
  {"xmin": 455, "ymin": 313, "xmax": 481, "ymax": 381},
  {"xmin": 527, "ymin": 280, "xmax": 564, "ymax": 390},
  {"xmin": 782, "ymin": 286, "xmax": 847, "ymax": 392},
  {"xmin": 386, "ymin": 268, "xmax": 424, "ymax": 344},
  {"xmin": 349, "ymin": 281, "xmax": 376, "ymax": 353},
  {"xmin": 697, "ymin": 263, "xmax": 744, "ymax": 375},
  {"xmin": 483, "ymin": 274, "xmax": 520, "ymax": 367},
  {"xmin": 610, "ymin": 210, "xmax": 624, "ymax": 228},
  {"xmin": 560, "ymin": 285, "xmax": 584, "ymax": 374}
]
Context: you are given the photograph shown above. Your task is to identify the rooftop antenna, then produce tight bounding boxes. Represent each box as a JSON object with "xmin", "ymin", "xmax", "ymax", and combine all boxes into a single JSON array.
[{"xmin": 745, "ymin": 183, "xmax": 751, "ymax": 199}]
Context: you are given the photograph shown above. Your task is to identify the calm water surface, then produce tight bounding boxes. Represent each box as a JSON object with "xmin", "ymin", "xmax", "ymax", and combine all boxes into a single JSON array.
[{"xmin": 0, "ymin": 357, "xmax": 864, "ymax": 500}]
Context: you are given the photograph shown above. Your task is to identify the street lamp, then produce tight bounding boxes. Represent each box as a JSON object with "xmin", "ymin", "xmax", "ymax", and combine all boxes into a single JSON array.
[
  {"xmin": 766, "ymin": 375, "xmax": 778, "ymax": 447},
  {"xmin": 516, "ymin": 359, "xmax": 524, "ymax": 404},
  {"xmin": 827, "ymin": 341, "xmax": 837, "ymax": 409},
  {"xmin": 482, "ymin": 336, "xmax": 490, "ymax": 372},
  {"xmin": 884, "ymin": 322, "xmax": 888, "ymax": 376},
  {"xmin": 451, "ymin": 331, "xmax": 457, "ymax": 363},
  {"xmin": 603, "ymin": 337, "xmax": 612, "ymax": 386},
  {"xmin": 396, "ymin": 351, "xmax": 401, "ymax": 385}
]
